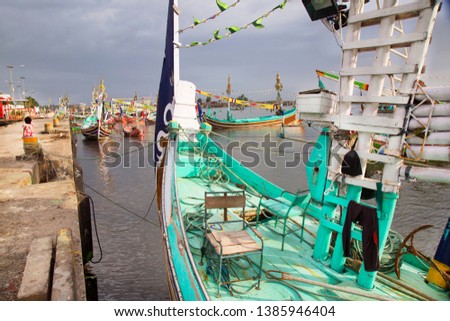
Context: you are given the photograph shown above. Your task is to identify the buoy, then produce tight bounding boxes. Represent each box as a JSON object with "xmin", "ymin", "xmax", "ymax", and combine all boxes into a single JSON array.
[
  {"xmin": 426, "ymin": 260, "xmax": 450, "ymax": 289},
  {"xmin": 426, "ymin": 217, "xmax": 450, "ymax": 289},
  {"xmin": 44, "ymin": 123, "xmax": 54, "ymax": 134},
  {"xmin": 22, "ymin": 137, "xmax": 39, "ymax": 155}
]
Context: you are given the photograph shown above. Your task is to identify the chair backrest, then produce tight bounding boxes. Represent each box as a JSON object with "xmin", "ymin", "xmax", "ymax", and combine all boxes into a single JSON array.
[
  {"xmin": 204, "ymin": 191, "xmax": 246, "ymax": 223},
  {"xmin": 292, "ymin": 193, "xmax": 311, "ymax": 207}
]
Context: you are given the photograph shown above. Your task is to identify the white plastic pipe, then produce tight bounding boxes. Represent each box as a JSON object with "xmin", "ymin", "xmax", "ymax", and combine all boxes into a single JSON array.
[
  {"xmin": 406, "ymin": 145, "xmax": 450, "ymax": 162},
  {"xmin": 413, "ymin": 103, "xmax": 450, "ymax": 117},
  {"xmin": 415, "ymin": 86, "xmax": 450, "ymax": 102},
  {"xmin": 406, "ymin": 132, "xmax": 450, "ymax": 145},
  {"xmin": 409, "ymin": 117, "xmax": 450, "ymax": 132},
  {"xmin": 400, "ymin": 165, "xmax": 450, "ymax": 184}
]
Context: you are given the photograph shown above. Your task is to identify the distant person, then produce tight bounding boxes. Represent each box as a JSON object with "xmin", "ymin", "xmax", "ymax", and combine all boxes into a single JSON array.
[
  {"xmin": 22, "ymin": 116, "xmax": 34, "ymax": 137},
  {"xmin": 274, "ymin": 104, "xmax": 283, "ymax": 116},
  {"xmin": 196, "ymin": 101, "xmax": 203, "ymax": 121}
]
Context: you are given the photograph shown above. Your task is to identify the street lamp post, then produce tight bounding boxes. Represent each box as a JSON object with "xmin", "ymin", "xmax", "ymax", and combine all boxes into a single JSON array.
[
  {"xmin": 20, "ymin": 76, "xmax": 26, "ymax": 99},
  {"xmin": 6, "ymin": 64, "xmax": 25, "ymax": 104},
  {"xmin": 16, "ymin": 84, "xmax": 22, "ymax": 100},
  {"xmin": 6, "ymin": 65, "xmax": 15, "ymax": 103}
]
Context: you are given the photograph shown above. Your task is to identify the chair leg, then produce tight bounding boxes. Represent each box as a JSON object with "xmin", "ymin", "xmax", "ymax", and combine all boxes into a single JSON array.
[
  {"xmin": 300, "ymin": 211, "xmax": 306, "ymax": 243},
  {"xmin": 281, "ymin": 219, "xmax": 288, "ymax": 251},
  {"xmin": 256, "ymin": 205, "xmax": 261, "ymax": 228},
  {"xmin": 216, "ymin": 256, "xmax": 223, "ymax": 298},
  {"xmin": 256, "ymin": 252, "xmax": 263, "ymax": 290},
  {"xmin": 199, "ymin": 237, "xmax": 208, "ymax": 266}
]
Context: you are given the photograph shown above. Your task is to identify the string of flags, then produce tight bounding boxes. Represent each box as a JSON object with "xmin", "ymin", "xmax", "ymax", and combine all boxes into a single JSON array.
[
  {"xmin": 178, "ymin": 0, "xmax": 287, "ymax": 48},
  {"xmin": 178, "ymin": 0, "xmax": 241, "ymax": 33}
]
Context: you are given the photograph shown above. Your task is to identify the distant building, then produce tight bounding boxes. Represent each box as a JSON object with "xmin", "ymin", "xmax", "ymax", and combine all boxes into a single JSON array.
[
  {"xmin": 0, "ymin": 94, "xmax": 30, "ymax": 119},
  {"xmin": 0, "ymin": 94, "xmax": 13, "ymax": 119}
]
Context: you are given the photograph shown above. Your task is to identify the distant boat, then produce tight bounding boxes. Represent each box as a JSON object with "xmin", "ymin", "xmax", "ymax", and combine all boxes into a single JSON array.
[
  {"xmin": 200, "ymin": 74, "xmax": 296, "ymax": 129},
  {"xmin": 146, "ymin": 111, "xmax": 156, "ymax": 125},
  {"xmin": 80, "ymin": 114, "xmax": 112, "ymax": 140},
  {"xmin": 204, "ymin": 107, "xmax": 296, "ymax": 129},
  {"xmin": 123, "ymin": 124, "xmax": 143, "ymax": 139},
  {"xmin": 81, "ymin": 80, "xmax": 112, "ymax": 140},
  {"xmin": 122, "ymin": 114, "xmax": 144, "ymax": 139}
]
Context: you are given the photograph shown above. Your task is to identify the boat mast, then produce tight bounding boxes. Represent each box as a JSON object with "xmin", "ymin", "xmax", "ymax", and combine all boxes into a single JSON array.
[
  {"xmin": 226, "ymin": 75, "xmax": 232, "ymax": 120},
  {"xmin": 173, "ymin": 0, "xmax": 180, "ymax": 98},
  {"xmin": 275, "ymin": 73, "xmax": 283, "ymax": 110}
]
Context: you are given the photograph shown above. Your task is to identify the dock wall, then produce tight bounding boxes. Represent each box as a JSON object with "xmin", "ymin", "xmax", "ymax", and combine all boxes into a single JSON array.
[{"xmin": 0, "ymin": 118, "xmax": 89, "ymax": 301}]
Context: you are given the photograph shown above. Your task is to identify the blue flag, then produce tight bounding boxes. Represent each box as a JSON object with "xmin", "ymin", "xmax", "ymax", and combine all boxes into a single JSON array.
[
  {"xmin": 197, "ymin": 102, "xmax": 203, "ymax": 121},
  {"xmin": 154, "ymin": 0, "xmax": 175, "ymax": 167}
]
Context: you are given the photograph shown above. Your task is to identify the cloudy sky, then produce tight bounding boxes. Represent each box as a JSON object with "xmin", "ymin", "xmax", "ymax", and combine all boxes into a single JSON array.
[{"xmin": 1, "ymin": 0, "xmax": 449, "ymax": 106}]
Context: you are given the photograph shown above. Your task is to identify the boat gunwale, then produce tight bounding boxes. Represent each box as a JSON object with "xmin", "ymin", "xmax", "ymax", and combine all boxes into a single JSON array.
[{"xmin": 160, "ymin": 137, "xmax": 210, "ymax": 301}]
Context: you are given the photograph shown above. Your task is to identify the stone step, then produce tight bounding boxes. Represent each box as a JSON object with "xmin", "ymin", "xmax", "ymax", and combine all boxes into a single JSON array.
[
  {"xmin": 51, "ymin": 228, "xmax": 76, "ymax": 301},
  {"xmin": 17, "ymin": 237, "xmax": 53, "ymax": 301}
]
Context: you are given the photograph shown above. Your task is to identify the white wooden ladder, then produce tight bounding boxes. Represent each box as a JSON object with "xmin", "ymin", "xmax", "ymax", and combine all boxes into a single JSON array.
[{"xmin": 329, "ymin": 0, "xmax": 442, "ymax": 192}]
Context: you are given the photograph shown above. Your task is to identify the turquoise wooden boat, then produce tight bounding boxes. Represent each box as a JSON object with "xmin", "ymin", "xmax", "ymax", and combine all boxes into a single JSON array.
[
  {"xmin": 81, "ymin": 80, "xmax": 112, "ymax": 140},
  {"xmin": 154, "ymin": 0, "xmax": 450, "ymax": 301},
  {"xmin": 80, "ymin": 113, "xmax": 111, "ymax": 140},
  {"xmin": 203, "ymin": 107, "xmax": 297, "ymax": 129}
]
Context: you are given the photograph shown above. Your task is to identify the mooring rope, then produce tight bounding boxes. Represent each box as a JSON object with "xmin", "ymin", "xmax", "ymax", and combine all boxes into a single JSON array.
[{"xmin": 83, "ymin": 182, "xmax": 160, "ymax": 229}]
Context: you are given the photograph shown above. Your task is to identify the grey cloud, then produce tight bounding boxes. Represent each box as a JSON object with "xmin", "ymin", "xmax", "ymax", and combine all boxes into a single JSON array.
[{"xmin": 0, "ymin": 0, "xmax": 448, "ymax": 106}]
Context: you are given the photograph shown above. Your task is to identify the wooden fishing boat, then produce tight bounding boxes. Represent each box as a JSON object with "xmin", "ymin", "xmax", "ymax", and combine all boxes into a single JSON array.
[
  {"xmin": 200, "ymin": 73, "xmax": 296, "ymax": 130},
  {"xmin": 146, "ymin": 111, "xmax": 157, "ymax": 125},
  {"xmin": 154, "ymin": 0, "xmax": 450, "ymax": 301},
  {"xmin": 121, "ymin": 114, "xmax": 144, "ymax": 139},
  {"xmin": 81, "ymin": 80, "xmax": 112, "ymax": 140},
  {"xmin": 123, "ymin": 124, "xmax": 144, "ymax": 139},
  {"xmin": 80, "ymin": 115, "xmax": 112, "ymax": 140},
  {"xmin": 203, "ymin": 107, "xmax": 296, "ymax": 129}
]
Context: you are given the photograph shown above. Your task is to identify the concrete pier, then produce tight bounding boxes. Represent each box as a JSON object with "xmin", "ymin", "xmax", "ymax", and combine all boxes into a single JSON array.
[{"xmin": 0, "ymin": 118, "xmax": 87, "ymax": 301}]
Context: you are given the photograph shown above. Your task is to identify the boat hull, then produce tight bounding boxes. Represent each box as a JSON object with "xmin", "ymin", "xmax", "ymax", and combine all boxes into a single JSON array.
[
  {"xmin": 123, "ymin": 125, "xmax": 143, "ymax": 138},
  {"xmin": 81, "ymin": 123, "xmax": 112, "ymax": 140},
  {"xmin": 204, "ymin": 108, "xmax": 296, "ymax": 129}
]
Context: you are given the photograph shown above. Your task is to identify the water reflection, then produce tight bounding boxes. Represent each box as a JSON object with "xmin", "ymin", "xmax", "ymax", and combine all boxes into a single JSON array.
[{"xmin": 76, "ymin": 128, "xmax": 169, "ymax": 301}]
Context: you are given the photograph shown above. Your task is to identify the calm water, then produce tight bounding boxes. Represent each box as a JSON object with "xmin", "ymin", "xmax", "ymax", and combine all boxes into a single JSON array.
[{"xmin": 75, "ymin": 108, "xmax": 450, "ymax": 301}]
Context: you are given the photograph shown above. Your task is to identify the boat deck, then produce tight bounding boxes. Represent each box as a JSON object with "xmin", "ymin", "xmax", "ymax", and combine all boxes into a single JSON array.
[{"xmin": 176, "ymin": 175, "xmax": 448, "ymax": 301}]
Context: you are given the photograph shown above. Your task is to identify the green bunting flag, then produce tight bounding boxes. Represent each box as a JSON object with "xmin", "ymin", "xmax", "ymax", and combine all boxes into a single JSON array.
[
  {"xmin": 227, "ymin": 26, "xmax": 241, "ymax": 34},
  {"xmin": 216, "ymin": 0, "xmax": 229, "ymax": 12},
  {"xmin": 194, "ymin": 18, "xmax": 201, "ymax": 26},
  {"xmin": 252, "ymin": 18, "xmax": 265, "ymax": 29},
  {"xmin": 213, "ymin": 29, "xmax": 223, "ymax": 40},
  {"xmin": 278, "ymin": 0, "xmax": 287, "ymax": 10}
]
